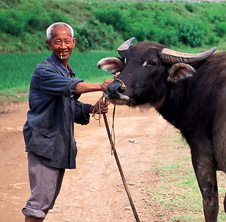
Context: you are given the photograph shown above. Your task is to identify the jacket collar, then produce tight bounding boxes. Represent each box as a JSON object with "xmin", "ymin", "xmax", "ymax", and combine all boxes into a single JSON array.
[{"xmin": 50, "ymin": 53, "xmax": 75, "ymax": 77}]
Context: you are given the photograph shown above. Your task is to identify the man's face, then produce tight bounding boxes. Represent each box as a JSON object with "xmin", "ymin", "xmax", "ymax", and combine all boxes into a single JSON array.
[{"xmin": 46, "ymin": 26, "xmax": 76, "ymax": 63}]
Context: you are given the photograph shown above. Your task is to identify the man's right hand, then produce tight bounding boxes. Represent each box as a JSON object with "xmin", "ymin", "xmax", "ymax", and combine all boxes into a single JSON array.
[{"xmin": 100, "ymin": 79, "xmax": 114, "ymax": 92}]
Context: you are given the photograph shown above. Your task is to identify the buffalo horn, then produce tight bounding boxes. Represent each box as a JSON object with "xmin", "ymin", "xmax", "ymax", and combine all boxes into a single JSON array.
[
  {"xmin": 118, "ymin": 37, "xmax": 136, "ymax": 51},
  {"xmin": 160, "ymin": 47, "xmax": 216, "ymax": 64}
]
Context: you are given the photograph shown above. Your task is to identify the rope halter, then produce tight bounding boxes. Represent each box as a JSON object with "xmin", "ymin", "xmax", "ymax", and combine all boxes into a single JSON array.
[{"xmin": 113, "ymin": 72, "xmax": 126, "ymax": 91}]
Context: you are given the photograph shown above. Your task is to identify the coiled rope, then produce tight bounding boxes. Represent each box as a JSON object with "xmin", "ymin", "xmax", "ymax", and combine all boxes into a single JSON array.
[{"xmin": 92, "ymin": 95, "xmax": 140, "ymax": 222}]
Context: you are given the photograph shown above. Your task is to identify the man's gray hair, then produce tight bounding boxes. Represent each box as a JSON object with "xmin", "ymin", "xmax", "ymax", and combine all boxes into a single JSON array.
[{"xmin": 46, "ymin": 22, "xmax": 74, "ymax": 40}]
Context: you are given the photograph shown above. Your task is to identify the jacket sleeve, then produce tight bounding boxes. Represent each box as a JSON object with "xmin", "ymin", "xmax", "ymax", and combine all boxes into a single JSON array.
[
  {"xmin": 73, "ymin": 100, "xmax": 91, "ymax": 125},
  {"xmin": 38, "ymin": 65, "xmax": 83, "ymax": 98}
]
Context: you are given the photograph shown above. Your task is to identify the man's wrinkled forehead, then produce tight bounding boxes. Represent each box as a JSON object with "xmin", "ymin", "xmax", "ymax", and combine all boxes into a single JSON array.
[{"xmin": 51, "ymin": 26, "xmax": 72, "ymax": 39}]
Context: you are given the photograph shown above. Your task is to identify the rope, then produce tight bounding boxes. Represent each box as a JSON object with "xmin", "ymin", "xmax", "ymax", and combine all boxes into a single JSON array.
[
  {"xmin": 113, "ymin": 72, "xmax": 126, "ymax": 90},
  {"xmin": 93, "ymin": 94, "xmax": 140, "ymax": 222},
  {"xmin": 103, "ymin": 111, "xmax": 140, "ymax": 222},
  {"xmin": 91, "ymin": 95, "xmax": 108, "ymax": 125},
  {"xmin": 91, "ymin": 73, "xmax": 140, "ymax": 221}
]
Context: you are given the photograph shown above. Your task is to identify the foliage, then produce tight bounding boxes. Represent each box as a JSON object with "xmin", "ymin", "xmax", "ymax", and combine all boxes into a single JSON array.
[
  {"xmin": 1, "ymin": 1, "xmax": 226, "ymax": 53},
  {"xmin": 74, "ymin": 19, "xmax": 122, "ymax": 51},
  {"xmin": 178, "ymin": 19, "xmax": 204, "ymax": 47}
]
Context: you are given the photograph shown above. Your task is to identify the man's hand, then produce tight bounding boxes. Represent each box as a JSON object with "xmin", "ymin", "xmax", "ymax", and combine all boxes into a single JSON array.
[
  {"xmin": 89, "ymin": 100, "xmax": 109, "ymax": 114},
  {"xmin": 100, "ymin": 79, "xmax": 114, "ymax": 92}
]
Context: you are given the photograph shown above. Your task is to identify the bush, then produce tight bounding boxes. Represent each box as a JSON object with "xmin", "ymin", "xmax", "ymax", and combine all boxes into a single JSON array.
[
  {"xmin": 0, "ymin": 10, "xmax": 27, "ymax": 35},
  {"xmin": 215, "ymin": 21, "xmax": 226, "ymax": 37},
  {"xmin": 178, "ymin": 20, "xmax": 204, "ymax": 47},
  {"xmin": 93, "ymin": 7, "xmax": 128, "ymax": 33},
  {"xmin": 1, "ymin": 1, "xmax": 226, "ymax": 53},
  {"xmin": 74, "ymin": 19, "xmax": 121, "ymax": 51}
]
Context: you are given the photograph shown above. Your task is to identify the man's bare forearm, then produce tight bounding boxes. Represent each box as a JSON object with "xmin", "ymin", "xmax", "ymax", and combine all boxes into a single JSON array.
[
  {"xmin": 75, "ymin": 79, "xmax": 113, "ymax": 94},
  {"xmin": 75, "ymin": 82, "xmax": 102, "ymax": 94}
]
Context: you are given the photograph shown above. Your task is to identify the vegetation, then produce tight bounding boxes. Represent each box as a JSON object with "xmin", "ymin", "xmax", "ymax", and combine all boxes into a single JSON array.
[
  {"xmin": 143, "ymin": 130, "xmax": 226, "ymax": 221},
  {"xmin": 1, "ymin": 0, "xmax": 226, "ymax": 53},
  {"xmin": 0, "ymin": 50, "xmax": 115, "ymax": 96},
  {"xmin": 1, "ymin": 0, "xmax": 226, "ymax": 96},
  {"xmin": 1, "ymin": 2, "xmax": 226, "ymax": 219}
]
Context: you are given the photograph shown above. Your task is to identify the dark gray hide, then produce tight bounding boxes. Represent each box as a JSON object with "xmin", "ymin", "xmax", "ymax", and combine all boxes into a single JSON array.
[{"xmin": 98, "ymin": 38, "xmax": 226, "ymax": 222}]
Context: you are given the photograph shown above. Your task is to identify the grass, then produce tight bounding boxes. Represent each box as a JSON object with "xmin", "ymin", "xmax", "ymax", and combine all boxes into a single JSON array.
[
  {"xmin": 0, "ymin": 43, "xmax": 225, "ymax": 104},
  {"xmin": 0, "ymin": 50, "xmax": 116, "ymax": 103},
  {"xmin": 0, "ymin": 52, "xmax": 49, "ymax": 92},
  {"xmin": 1, "ymin": 45, "xmax": 222, "ymax": 95},
  {"xmin": 0, "ymin": 50, "xmax": 116, "ymax": 91},
  {"xmin": 71, "ymin": 50, "xmax": 116, "ymax": 82},
  {"xmin": 146, "ymin": 130, "xmax": 226, "ymax": 221}
]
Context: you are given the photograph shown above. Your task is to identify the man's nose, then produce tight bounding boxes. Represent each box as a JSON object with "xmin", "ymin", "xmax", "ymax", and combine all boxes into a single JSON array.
[{"xmin": 60, "ymin": 41, "xmax": 67, "ymax": 48}]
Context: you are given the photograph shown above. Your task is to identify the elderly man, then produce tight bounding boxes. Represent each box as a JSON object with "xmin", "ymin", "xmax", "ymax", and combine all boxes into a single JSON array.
[{"xmin": 22, "ymin": 22, "xmax": 112, "ymax": 222}]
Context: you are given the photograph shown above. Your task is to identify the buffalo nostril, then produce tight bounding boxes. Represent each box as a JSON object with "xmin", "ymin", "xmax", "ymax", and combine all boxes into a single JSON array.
[
  {"xmin": 106, "ymin": 81, "xmax": 125, "ymax": 99},
  {"xmin": 117, "ymin": 85, "xmax": 125, "ymax": 94}
]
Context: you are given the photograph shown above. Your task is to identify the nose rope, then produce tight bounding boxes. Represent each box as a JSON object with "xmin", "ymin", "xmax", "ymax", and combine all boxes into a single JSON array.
[
  {"xmin": 91, "ymin": 73, "xmax": 126, "ymax": 124},
  {"xmin": 115, "ymin": 78, "xmax": 126, "ymax": 90},
  {"xmin": 113, "ymin": 72, "xmax": 126, "ymax": 90}
]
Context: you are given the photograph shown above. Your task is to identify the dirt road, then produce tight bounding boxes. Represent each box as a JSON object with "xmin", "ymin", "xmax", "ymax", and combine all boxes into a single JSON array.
[{"xmin": 0, "ymin": 92, "xmax": 181, "ymax": 222}]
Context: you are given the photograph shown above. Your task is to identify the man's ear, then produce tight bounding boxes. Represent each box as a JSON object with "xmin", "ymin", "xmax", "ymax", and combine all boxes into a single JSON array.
[
  {"xmin": 72, "ymin": 38, "xmax": 76, "ymax": 48},
  {"xmin": 97, "ymin": 57, "xmax": 125, "ymax": 74},
  {"xmin": 168, "ymin": 63, "xmax": 196, "ymax": 82},
  {"xmin": 46, "ymin": 40, "xmax": 52, "ymax": 49}
]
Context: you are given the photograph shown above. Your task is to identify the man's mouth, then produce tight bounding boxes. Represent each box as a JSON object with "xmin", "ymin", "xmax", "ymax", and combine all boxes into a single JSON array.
[{"xmin": 60, "ymin": 52, "xmax": 67, "ymax": 59}]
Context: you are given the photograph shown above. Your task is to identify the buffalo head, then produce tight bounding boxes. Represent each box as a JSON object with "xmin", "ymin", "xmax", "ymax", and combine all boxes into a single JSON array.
[{"xmin": 97, "ymin": 38, "xmax": 216, "ymax": 108}]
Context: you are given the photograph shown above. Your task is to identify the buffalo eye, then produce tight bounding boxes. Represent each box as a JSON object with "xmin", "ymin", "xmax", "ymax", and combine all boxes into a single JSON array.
[{"xmin": 143, "ymin": 60, "xmax": 157, "ymax": 67}]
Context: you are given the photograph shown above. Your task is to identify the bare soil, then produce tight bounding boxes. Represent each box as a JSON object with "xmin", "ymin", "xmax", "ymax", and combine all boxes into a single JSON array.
[{"xmin": 0, "ymin": 92, "xmax": 189, "ymax": 222}]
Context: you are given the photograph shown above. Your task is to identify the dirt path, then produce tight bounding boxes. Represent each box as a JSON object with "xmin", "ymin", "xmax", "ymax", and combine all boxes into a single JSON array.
[{"xmin": 0, "ymin": 92, "xmax": 177, "ymax": 222}]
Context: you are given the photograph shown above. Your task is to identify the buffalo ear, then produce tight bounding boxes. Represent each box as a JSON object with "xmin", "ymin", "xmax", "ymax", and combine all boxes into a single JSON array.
[
  {"xmin": 167, "ymin": 63, "xmax": 196, "ymax": 82},
  {"xmin": 97, "ymin": 57, "xmax": 125, "ymax": 74}
]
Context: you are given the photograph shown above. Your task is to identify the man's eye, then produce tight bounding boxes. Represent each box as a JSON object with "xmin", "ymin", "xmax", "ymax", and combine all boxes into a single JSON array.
[{"xmin": 55, "ymin": 40, "xmax": 62, "ymax": 44}]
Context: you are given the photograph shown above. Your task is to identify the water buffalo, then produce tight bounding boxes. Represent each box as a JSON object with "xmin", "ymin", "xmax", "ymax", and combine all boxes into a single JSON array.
[{"xmin": 97, "ymin": 38, "xmax": 226, "ymax": 222}]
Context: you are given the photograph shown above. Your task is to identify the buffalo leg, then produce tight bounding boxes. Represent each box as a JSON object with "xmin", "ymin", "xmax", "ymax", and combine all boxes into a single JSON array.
[
  {"xmin": 191, "ymin": 152, "xmax": 218, "ymax": 222},
  {"xmin": 224, "ymin": 193, "xmax": 226, "ymax": 213}
]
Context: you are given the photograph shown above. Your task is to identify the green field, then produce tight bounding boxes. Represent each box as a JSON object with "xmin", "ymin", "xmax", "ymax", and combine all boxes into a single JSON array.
[
  {"xmin": 0, "ymin": 50, "xmax": 116, "ymax": 94},
  {"xmin": 0, "ymin": 44, "xmax": 219, "ymax": 96},
  {"xmin": 1, "ymin": 0, "xmax": 226, "ymax": 97}
]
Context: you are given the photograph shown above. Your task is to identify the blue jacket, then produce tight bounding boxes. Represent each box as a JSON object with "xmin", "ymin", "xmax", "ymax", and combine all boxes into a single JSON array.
[{"xmin": 23, "ymin": 54, "xmax": 91, "ymax": 169}]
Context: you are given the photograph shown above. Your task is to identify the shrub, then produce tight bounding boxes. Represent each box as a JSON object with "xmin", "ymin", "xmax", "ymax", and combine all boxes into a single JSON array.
[
  {"xmin": 1, "ymin": 1, "xmax": 226, "ymax": 53},
  {"xmin": 93, "ymin": 7, "xmax": 128, "ymax": 33},
  {"xmin": 0, "ymin": 10, "xmax": 27, "ymax": 35},
  {"xmin": 184, "ymin": 3, "xmax": 196, "ymax": 13},
  {"xmin": 215, "ymin": 21, "xmax": 226, "ymax": 37},
  {"xmin": 205, "ymin": 32, "xmax": 220, "ymax": 46},
  {"xmin": 74, "ymin": 19, "xmax": 121, "ymax": 51},
  {"xmin": 178, "ymin": 20, "xmax": 204, "ymax": 47}
]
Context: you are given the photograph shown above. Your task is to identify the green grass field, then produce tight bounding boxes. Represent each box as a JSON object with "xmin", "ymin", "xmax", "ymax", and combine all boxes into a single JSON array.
[
  {"xmin": 1, "ymin": 44, "xmax": 222, "ymax": 95},
  {"xmin": 0, "ymin": 50, "xmax": 116, "ymax": 94}
]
